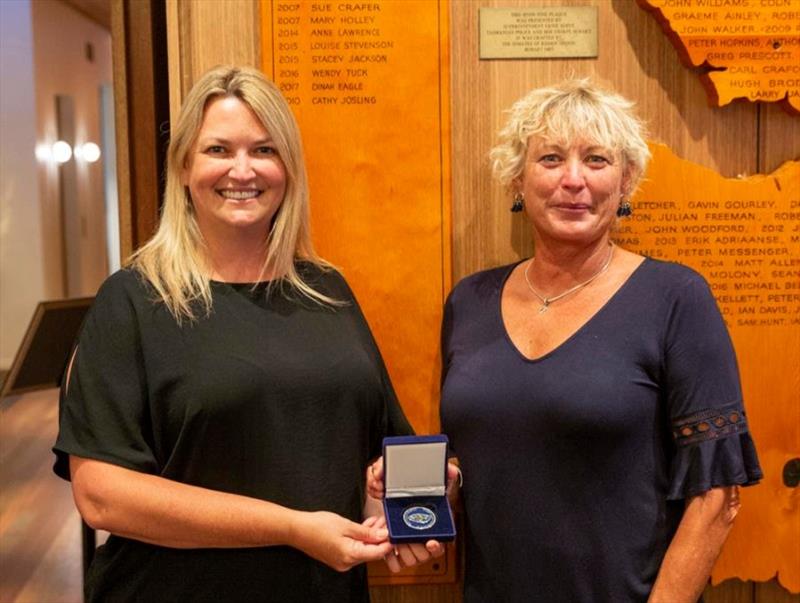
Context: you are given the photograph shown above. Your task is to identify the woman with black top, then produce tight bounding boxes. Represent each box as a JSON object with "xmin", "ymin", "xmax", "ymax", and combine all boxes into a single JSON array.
[
  {"xmin": 437, "ymin": 80, "xmax": 763, "ymax": 602},
  {"xmin": 53, "ymin": 65, "xmax": 442, "ymax": 602}
]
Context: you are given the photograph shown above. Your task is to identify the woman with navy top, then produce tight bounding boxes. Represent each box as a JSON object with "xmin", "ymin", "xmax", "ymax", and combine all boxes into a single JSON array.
[{"xmin": 439, "ymin": 80, "xmax": 762, "ymax": 602}]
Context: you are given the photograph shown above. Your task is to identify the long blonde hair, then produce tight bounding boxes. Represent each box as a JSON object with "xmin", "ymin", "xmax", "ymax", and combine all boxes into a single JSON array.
[{"xmin": 129, "ymin": 65, "xmax": 336, "ymax": 321}]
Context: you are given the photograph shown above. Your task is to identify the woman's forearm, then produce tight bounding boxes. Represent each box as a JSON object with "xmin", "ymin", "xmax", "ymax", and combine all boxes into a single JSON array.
[
  {"xmin": 649, "ymin": 486, "xmax": 741, "ymax": 603},
  {"xmin": 70, "ymin": 456, "xmax": 392, "ymax": 570},
  {"xmin": 71, "ymin": 455, "xmax": 299, "ymax": 548}
]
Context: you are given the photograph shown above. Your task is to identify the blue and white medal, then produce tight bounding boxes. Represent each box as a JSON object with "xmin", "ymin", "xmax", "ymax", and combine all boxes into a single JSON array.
[{"xmin": 402, "ymin": 506, "xmax": 437, "ymax": 530}]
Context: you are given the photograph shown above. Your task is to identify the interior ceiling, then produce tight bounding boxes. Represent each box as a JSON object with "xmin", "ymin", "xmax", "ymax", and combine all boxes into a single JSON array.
[{"xmin": 61, "ymin": 0, "xmax": 111, "ymax": 30}]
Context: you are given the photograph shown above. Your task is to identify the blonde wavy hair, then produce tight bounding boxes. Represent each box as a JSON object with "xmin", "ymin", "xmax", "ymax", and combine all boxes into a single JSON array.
[
  {"xmin": 490, "ymin": 79, "xmax": 651, "ymax": 197},
  {"xmin": 129, "ymin": 65, "xmax": 336, "ymax": 321}
]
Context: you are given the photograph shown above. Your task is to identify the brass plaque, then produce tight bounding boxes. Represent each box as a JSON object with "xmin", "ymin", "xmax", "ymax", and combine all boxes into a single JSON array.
[{"xmin": 479, "ymin": 6, "xmax": 598, "ymax": 59}]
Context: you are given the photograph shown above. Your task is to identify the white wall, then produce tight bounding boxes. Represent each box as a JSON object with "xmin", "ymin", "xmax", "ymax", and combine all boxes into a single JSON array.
[
  {"xmin": 0, "ymin": 0, "xmax": 46, "ymax": 369},
  {"xmin": 0, "ymin": 0, "xmax": 113, "ymax": 370},
  {"xmin": 32, "ymin": 0, "xmax": 113, "ymax": 299}
]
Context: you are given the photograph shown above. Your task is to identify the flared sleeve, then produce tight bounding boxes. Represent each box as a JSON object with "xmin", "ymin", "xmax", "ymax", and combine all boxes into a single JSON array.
[{"xmin": 663, "ymin": 269, "xmax": 763, "ymax": 500}]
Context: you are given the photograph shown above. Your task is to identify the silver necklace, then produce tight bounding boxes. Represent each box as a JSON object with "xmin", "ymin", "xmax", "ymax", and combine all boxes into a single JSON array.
[{"xmin": 524, "ymin": 244, "xmax": 615, "ymax": 313}]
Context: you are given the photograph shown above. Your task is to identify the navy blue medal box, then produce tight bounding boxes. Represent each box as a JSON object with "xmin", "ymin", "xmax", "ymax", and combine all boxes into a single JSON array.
[{"xmin": 382, "ymin": 435, "xmax": 456, "ymax": 544}]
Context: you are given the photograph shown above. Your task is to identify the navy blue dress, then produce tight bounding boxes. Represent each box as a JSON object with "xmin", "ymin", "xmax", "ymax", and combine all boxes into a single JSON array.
[{"xmin": 440, "ymin": 258, "xmax": 762, "ymax": 603}]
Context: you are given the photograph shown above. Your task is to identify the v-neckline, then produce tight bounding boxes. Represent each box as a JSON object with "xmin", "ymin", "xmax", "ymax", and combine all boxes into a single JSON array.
[{"xmin": 498, "ymin": 257, "xmax": 650, "ymax": 363}]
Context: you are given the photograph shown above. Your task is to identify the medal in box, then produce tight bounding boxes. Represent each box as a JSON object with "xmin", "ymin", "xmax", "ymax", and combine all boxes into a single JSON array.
[{"xmin": 382, "ymin": 435, "xmax": 456, "ymax": 544}]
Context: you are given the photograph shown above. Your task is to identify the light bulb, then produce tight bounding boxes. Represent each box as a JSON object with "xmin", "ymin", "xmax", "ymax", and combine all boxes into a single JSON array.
[
  {"xmin": 35, "ymin": 144, "xmax": 52, "ymax": 161},
  {"xmin": 80, "ymin": 142, "xmax": 101, "ymax": 163},
  {"xmin": 52, "ymin": 140, "xmax": 72, "ymax": 163}
]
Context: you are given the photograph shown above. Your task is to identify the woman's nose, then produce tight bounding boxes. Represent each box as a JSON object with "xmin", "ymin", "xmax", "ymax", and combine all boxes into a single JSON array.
[
  {"xmin": 561, "ymin": 158, "xmax": 585, "ymax": 189},
  {"xmin": 229, "ymin": 153, "xmax": 255, "ymax": 180}
]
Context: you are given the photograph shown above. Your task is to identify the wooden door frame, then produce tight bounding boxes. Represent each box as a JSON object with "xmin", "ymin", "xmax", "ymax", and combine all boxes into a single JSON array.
[{"xmin": 110, "ymin": 0, "xmax": 170, "ymax": 258}]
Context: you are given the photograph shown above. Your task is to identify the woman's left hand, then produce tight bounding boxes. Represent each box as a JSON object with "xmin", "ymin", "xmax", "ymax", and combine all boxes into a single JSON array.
[
  {"xmin": 365, "ymin": 515, "xmax": 446, "ymax": 573},
  {"xmin": 364, "ymin": 455, "xmax": 457, "ymax": 572},
  {"xmin": 366, "ymin": 457, "xmax": 385, "ymax": 499}
]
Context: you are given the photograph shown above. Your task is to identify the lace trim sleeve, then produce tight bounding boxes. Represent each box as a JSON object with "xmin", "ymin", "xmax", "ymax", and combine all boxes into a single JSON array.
[
  {"xmin": 671, "ymin": 403, "xmax": 750, "ymax": 447},
  {"xmin": 667, "ymin": 402, "xmax": 762, "ymax": 500}
]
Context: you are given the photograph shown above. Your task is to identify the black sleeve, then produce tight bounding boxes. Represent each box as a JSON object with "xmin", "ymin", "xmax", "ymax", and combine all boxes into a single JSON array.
[
  {"xmin": 663, "ymin": 270, "xmax": 762, "ymax": 499},
  {"xmin": 52, "ymin": 271, "xmax": 158, "ymax": 480}
]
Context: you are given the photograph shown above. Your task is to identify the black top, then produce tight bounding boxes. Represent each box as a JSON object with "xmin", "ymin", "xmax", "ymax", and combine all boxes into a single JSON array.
[
  {"xmin": 440, "ymin": 258, "xmax": 762, "ymax": 603},
  {"xmin": 53, "ymin": 264, "xmax": 412, "ymax": 603}
]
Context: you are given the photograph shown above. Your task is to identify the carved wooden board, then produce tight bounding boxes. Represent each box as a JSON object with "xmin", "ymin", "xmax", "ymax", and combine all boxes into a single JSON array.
[
  {"xmin": 639, "ymin": 0, "xmax": 800, "ymax": 113},
  {"xmin": 260, "ymin": 0, "xmax": 454, "ymax": 585},
  {"xmin": 618, "ymin": 143, "xmax": 800, "ymax": 591},
  {"xmin": 260, "ymin": 0, "xmax": 452, "ymax": 436}
]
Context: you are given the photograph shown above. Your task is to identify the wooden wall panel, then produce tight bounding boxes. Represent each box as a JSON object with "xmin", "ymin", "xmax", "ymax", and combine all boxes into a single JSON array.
[
  {"xmin": 450, "ymin": 0, "xmax": 761, "ymax": 280},
  {"xmin": 370, "ymin": 585, "xmax": 461, "ymax": 603},
  {"xmin": 110, "ymin": 0, "xmax": 132, "ymax": 257},
  {"xmin": 166, "ymin": 0, "xmax": 261, "ymax": 117},
  {"xmin": 757, "ymin": 580, "xmax": 800, "ymax": 603},
  {"xmin": 705, "ymin": 580, "xmax": 756, "ymax": 603},
  {"xmin": 112, "ymin": 0, "xmax": 166, "ymax": 257},
  {"xmin": 760, "ymin": 103, "xmax": 800, "ymax": 174},
  {"xmin": 700, "ymin": 578, "xmax": 800, "ymax": 603}
]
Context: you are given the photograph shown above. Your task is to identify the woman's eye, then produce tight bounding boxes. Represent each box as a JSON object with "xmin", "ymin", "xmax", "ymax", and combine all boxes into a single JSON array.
[
  {"xmin": 539, "ymin": 154, "xmax": 561, "ymax": 164},
  {"xmin": 205, "ymin": 145, "xmax": 226, "ymax": 154},
  {"xmin": 255, "ymin": 146, "xmax": 277, "ymax": 155},
  {"xmin": 586, "ymin": 154, "xmax": 610, "ymax": 165}
]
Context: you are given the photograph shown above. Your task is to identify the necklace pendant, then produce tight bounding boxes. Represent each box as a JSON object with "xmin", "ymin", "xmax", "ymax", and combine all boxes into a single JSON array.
[{"xmin": 524, "ymin": 244, "xmax": 616, "ymax": 315}]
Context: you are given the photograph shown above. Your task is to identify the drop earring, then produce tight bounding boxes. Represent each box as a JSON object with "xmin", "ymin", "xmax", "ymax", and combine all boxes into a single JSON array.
[
  {"xmin": 617, "ymin": 199, "xmax": 632, "ymax": 217},
  {"xmin": 511, "ymin": 193, "xmax": 524, "ymax": 213}
]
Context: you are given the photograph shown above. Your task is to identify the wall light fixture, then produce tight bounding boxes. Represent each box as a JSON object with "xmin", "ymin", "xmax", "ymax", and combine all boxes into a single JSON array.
[{"xmin": 52, "ymin": 140, "xmax": 72, "ymax": 164}]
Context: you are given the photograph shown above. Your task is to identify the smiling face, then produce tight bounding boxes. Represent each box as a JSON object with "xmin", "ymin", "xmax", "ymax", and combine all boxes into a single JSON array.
[
  {"xmin": 517, "ymin": 137, "xmax": 629, "ymax": 246},
  {"xmin": 182, "ymin": 95, "xmax": 287, "ymax": 242}
]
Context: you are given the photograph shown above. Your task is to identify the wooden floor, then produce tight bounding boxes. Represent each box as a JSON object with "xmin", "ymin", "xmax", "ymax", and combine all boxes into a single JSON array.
[
  {"xmin": 0, "ymin": 389, "xmax": 82, "ymax": 603},
  {"xmin": 1, "ymin": 388, "xmax": 796, "ymax": 603}
]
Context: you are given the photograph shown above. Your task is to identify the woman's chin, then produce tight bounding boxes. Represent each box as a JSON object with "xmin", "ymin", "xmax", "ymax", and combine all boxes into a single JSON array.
[{"xmin": 540, "ymin": 222, "xmax": 603, "ymax": 241}]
